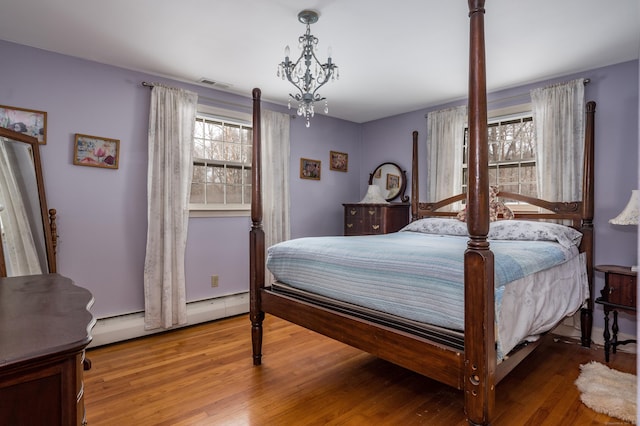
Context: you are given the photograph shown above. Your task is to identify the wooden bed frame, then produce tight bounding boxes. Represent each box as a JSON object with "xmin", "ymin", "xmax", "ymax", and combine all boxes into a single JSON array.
[{"xmin": 249, "ymin": 1, "xmax": 595, "ymax": 424}]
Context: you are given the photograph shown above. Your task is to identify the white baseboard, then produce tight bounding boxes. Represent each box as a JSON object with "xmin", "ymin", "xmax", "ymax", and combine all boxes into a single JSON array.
[{"xmin": 88, "ymin": 292, "xmax": 249, "ymax": 348}]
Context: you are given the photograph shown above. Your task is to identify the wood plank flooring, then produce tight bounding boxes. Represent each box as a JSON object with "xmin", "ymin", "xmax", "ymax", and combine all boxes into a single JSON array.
[{"xmin": 84, "ymin": 314, "xmax": 636, "ymax": 425}]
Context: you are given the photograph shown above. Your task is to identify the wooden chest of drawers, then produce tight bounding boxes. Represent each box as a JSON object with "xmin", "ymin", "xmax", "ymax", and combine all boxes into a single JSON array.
[
  {"xmin": 343, "ymin": 203, "xmax": 410, "ymax": 236},
  {"xmin": 0, "ymin": 274, "xmax": 94, "ymax": 426}
]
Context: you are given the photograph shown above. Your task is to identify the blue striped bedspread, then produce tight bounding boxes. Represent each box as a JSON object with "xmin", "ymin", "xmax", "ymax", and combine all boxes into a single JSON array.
[{"xmin": 266, "ymin": 231, "xmax": 577, "ymax": 338}]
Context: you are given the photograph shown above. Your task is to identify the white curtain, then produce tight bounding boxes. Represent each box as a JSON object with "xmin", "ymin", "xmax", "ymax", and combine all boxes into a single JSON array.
[
  {"xmin": 531, "ymin": 78, "xmax": 585, "ymax": 201},
  {"xmin": 0, "ymin": 141, "xmax": 42, "ymax": 276},
  {"xmin": 426, "ymin": 105, "xmax": 467, "ymax": 206},
  {"xmin": 260, "ymin": 109, "xmax": 290, "ymax": 283},
  {"xmin": 144, "ymin": 84, "xmax": 198, "ymax": 330}
]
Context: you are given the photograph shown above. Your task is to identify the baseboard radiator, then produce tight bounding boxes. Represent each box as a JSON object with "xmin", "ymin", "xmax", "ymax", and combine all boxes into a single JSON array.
[{"xmin": 88, "ymin": 292, "xmax": 249, "ymax": 348}]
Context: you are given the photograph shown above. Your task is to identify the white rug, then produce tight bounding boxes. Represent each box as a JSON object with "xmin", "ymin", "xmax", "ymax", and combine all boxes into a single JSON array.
[{"xmin": 575, "ymin": 361, "xmax": 637, "ymax": 424}]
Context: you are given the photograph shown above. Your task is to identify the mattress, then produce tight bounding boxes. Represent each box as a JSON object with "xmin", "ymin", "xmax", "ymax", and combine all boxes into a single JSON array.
[{"xmin": 266, "ymin": 219, "xmax": 589, "ymax": 360}]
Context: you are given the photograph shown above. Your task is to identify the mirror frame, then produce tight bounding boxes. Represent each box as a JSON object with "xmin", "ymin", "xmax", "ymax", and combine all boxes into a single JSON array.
[
  {"xmin": 0, "ymin": 127, "xmax": 56, "ymax": 277},
  {"xmin": 368, "ymin": 162, "xmax": 408, "ymax": 202}
]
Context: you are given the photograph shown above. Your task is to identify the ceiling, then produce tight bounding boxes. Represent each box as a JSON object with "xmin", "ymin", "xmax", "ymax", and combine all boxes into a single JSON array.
[{"xmin": 0, "ymin": 0, "xmax": 638, "ymax": 123}]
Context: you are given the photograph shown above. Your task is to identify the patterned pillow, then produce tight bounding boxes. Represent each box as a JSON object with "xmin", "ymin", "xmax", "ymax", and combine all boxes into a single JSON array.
[
  {"xmin": 488, "ymin": 220, "xmax": 583, "ymax": 248},
  {"xmin": 401, "ymin": 218, "xmax": 468, "ymax": 236}
]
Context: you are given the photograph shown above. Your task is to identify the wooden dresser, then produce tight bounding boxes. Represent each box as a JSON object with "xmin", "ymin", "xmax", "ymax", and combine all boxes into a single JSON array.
[
  {"xmin": 343, "ymin": 203, "xmax": 410, "ymax": 236},
  {"xmin": 0, "ymin": 274, "xmax": 94, "ymax": 425}
]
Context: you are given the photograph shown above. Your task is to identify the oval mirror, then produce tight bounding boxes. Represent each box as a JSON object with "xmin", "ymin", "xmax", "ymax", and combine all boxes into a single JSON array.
[
  {"xmin": 0, "ymin": 127, "xmax": 56, "ymax": 277},
  {"xmin": 368, "ymin": 162, "xmax": 408, "ymax": 202}
]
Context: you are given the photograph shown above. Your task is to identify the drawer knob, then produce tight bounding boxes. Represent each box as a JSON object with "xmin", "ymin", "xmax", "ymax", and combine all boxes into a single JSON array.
[
  {"xmin": 368, "ymin": 210, "xmax": 376, "ymax": 215},
  {"xmin": 372, "ymin": 224, "xmax": 380, "ymax": 230},
  {"xmin": 346, "ymin": 223, "xmax": 353, "ymax": 228},
  {"xmin": 350, "ymin": 209, "xmax": 357, "ymax": 215}
]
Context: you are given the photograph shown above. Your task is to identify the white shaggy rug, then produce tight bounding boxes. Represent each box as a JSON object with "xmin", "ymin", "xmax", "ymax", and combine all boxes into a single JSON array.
[{"xmin": 575, "ymin": 361, "xmax": 637, "ymax": 424}]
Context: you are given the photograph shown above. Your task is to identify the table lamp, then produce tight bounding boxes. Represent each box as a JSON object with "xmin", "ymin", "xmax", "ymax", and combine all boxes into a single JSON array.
[
  {"xmin": 358, "ymin": 185, "xmax": 389, "ymax": 204},
  {"xmin": 609, "ymin": 189, "xmax": 638, "ymax": 271}
]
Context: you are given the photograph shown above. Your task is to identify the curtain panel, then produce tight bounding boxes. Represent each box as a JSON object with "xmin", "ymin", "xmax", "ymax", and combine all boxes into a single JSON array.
[
  {"xmin": 144, "ymin": 84, "xmax": 198, "ymax": 330},
  {"xmin": 426, "ymin": 105, "xmax": 467, "ymax": 207},
  {"xmin": 260, "ymin": 109, "xmax": 290, "ymax": 283},
  {"xmin": 531, "ymin": 78, "xmax": 585, "ymax": 202}
]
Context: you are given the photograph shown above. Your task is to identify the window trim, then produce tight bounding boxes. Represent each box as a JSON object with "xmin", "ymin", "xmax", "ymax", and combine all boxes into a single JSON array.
[{"xmin": 189, "ymin": 105, "xmax": 252, "ymax": 217}]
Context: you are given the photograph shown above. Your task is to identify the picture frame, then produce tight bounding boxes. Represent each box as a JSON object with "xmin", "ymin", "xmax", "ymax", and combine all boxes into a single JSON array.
[
  {"xmin": 73, "ymin": 133, "xmax": 120, "ymax": 169},
  {"xmin": 300, "ymin": 158, "xmax": 321, "ymax": 180},
  {"xmin": 0, "ymin": 105, "xmax": 47, "ymax": 144},
  {"xmin": 387, "ymin": 173, "xmax": 400, "ymax": 190},
  {"xmin": 329, "ymin": 150, "xmax": 348, "ymax": 172}
]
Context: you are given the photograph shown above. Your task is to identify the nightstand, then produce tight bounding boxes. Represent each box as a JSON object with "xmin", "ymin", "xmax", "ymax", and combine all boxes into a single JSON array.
[{"xmin": 594, "ymin": 265, "xmax": 637, "ymax": 362}]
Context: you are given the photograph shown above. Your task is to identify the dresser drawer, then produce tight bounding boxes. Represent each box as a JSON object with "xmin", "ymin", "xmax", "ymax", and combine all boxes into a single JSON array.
[{"xmin": 343, "ymin": 203, "xmax": 409, "ymax": 236}]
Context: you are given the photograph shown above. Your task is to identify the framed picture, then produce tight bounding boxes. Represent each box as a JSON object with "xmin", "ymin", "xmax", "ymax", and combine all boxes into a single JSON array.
[
  {"xmin": 300, "ymin": 158, "xmax": 321, "ymax": 180},
  {"xmin": 329, "ymin": 151, "xmax": 348, "ymax": 172},
  {"xmin": 387, "ymin": 173, "xmax": 400, "ymax": 190},
  {"xmin": 73, "ymin": 133, "xmax": 120, "ymax": 169},
  {"xmin": 0, "ymin": 105, "xmax": 47, "ymax": 144}
]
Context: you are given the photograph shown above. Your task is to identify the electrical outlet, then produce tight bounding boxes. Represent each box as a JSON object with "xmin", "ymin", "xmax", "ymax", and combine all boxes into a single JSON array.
[{"xmin": 211, "ymin": 275, "xmax": 219, "ymax": 288}]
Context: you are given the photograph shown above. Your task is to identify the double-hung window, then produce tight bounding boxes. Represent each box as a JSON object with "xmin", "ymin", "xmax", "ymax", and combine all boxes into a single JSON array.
[
  {"xmin": 189, "ymin": 107, "xmax": 252, "ymax": 216},
  {"xmin": 462, "ymin": 107, "xmax": 537, "ymax": 210}
]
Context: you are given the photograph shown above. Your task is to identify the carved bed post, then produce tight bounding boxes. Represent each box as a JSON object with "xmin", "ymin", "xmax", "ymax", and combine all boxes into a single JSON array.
[
  {"xmin": 250, "ymin": 88, "xmax": 265, "ymax": 366},
  {"xmin": 580, "ymin": 101, "xmax": 596, "ymax": 347},
  {"xmin": 411, "ymin": 131, "xmax": 419, "ymax": 222},
  {"xmin": 464, "ymin": 1, "xmax": 495, "ymax": 425}
]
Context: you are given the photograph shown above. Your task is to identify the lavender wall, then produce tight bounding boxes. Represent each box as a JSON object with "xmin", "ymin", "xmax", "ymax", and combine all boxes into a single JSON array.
[
  {"xmin": 361, "ymin": 60, "xmax": 640, "ymax": 336},
  {"xmin": 1, "ymin": 39, "xmax": 637, "ymax": 339},
  {"xmin": 0, "ymin": 40, "xmax": 361, "ymax": 318}
]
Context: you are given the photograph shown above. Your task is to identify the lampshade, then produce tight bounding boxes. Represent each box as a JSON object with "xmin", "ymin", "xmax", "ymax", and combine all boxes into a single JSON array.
[
  {"xmin": 609, "ymin": 189, "xmax": 639, "ymax": 225},
  {"xmin": 359, "ymin": 185, "xmax": 389, "ymax": 204}
]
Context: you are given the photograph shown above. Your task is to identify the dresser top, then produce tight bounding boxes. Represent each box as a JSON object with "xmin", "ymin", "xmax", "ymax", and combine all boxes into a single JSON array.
[{"xmin": 0, "ymin": 273, "xmax": 94, "ymax": 367}]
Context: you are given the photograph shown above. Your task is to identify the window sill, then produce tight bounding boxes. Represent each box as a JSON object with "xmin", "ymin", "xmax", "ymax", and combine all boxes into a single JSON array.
[{"xmin": 189, "ymin": 206, "xmax": 250, "ymax": 218}]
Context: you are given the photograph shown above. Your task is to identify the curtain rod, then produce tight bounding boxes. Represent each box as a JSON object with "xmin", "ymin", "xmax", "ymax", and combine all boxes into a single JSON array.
[
  {"xmin": 141, "ymin": 81, "xmax": 252, "ymax": 111},
  {"xmin": 488, "ymin": 78, "xmax": 590, "ymax": 105}
]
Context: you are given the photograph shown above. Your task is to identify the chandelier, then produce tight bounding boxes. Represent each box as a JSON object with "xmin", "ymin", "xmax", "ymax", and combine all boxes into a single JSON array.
[{"xmin": 277, "ymin": 10, "xmax": 339, "ymax": 127}]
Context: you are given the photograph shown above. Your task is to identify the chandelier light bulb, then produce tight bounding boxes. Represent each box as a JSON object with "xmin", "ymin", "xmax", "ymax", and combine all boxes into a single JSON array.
[{"xmin": 284, "ymin": 45, "xmax": 290, "ymax": 58}]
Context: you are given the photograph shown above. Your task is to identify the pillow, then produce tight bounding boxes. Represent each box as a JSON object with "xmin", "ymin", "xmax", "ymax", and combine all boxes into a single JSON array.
[
  {"xmin": 401, "ymin": 218, "xmax": 468, "ymax": 236},
  {"xmin": 457, "ymin": 186, "xmax": 514, "ymax": 222},
  {"xmin": 488, "ymin": 220, "xmax": 583, "ymax": 248}
]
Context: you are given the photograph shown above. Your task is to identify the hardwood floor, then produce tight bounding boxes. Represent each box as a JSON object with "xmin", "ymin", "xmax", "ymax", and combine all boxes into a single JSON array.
[{"xmin": 84, "ymin": 314, "xmax": 636, "ymax": 425}]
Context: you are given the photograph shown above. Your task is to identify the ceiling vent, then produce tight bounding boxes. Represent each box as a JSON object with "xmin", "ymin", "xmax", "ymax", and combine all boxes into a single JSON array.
[{"xmin": 198, "ymin": 78, "xmax": 231, "ymax": 90}]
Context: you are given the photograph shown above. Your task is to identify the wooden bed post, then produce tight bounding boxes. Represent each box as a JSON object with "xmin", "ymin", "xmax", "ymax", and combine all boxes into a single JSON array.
[
  {"xmin": 464, "ymin": 1, "xmax": 495, "ymax": 425},
  {"xmin": 250, "ymin": 88, "xmax": 265, "ymax": 366},
  {"xmin": 580, "ymin": 100, "xmax": 596, "ymax": 347},
  {"xmin": 411, "ymin": 130, "xmax": 419, "ymax": 222}
]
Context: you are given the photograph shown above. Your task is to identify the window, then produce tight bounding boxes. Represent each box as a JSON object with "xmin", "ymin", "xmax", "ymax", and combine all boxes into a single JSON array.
[
  {"xmin": 189, "ymin": 107, "xmax": 252, "ymax": 216},
  {"xmin": 462, "ymin": 110, "xmax": 536, "ymax": 206}
]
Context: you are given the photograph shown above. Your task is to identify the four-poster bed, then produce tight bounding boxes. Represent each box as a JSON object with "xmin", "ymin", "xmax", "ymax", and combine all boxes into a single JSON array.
[{"xmin": 249, "ymin": 1, "xmax": 595, "ymax": 424}]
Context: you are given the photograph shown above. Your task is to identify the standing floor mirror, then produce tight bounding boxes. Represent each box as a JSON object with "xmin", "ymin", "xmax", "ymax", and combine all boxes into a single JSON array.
[{"xmin": 0, "ymin": 127, "xmax": 56, "ymax": 277}]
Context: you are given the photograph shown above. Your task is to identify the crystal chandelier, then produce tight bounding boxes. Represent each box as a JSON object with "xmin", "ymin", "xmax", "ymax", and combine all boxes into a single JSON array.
[{"xmin": 277, "ymin": 10, "xmax": 339, "ymax": 127}]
